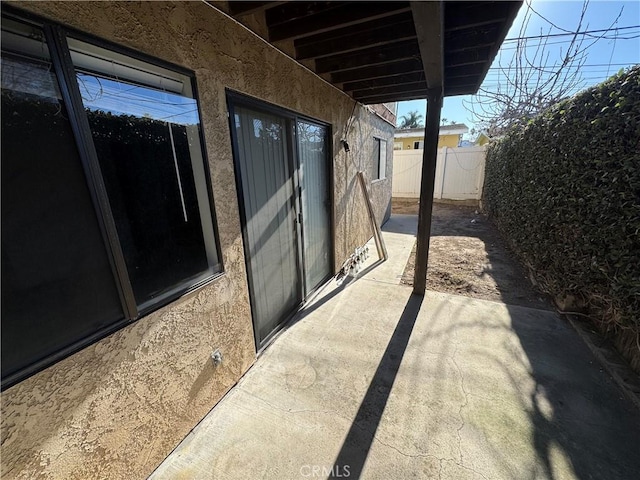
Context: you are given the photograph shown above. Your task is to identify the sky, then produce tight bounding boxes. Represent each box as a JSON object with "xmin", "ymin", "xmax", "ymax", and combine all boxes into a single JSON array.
[
  {"xmin": 77, "ymin": 73, "xmax": 200, "ymax": 125},
  {"xmin": 396, "ymin": 0, "xmax": 640, "ymax": 138}
]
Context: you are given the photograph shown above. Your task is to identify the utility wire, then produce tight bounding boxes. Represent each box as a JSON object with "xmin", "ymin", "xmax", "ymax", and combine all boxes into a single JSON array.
[
  {"xmin": 499, "ymin": 35, "xmax": 640, "ymax": 51},
  {"xmin": 487, "ymin": 62, "xmax": 635, "ymax": 71},
  {"xmin": 527, "ymin": 0, "xmax": 629, "ymax": 41},
  {"xmin": 503, "ymin": 25, "xmax": 640, "ymax": 42}
]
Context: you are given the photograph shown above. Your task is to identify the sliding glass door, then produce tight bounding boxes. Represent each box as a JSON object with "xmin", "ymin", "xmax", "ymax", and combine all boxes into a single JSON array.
[
  {"xmin": 229, "ymin": 96, "xmax": 332, "ymax": 346},
  {"xmin": 232, "ymin": 105, "xmax": 302, "ymax": 344},
  {"xmin": 297, "ymin": 120, "xmax": 332, "ymax": 295}
]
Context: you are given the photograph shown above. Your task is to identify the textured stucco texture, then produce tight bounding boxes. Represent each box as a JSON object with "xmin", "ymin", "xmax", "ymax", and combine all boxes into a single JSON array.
[{"xmin": 1, "ymin": 2, "xmax": 394, "ymax": 479}]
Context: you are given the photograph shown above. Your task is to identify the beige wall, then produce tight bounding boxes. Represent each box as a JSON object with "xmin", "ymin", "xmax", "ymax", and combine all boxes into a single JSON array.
[{"xmin": 1, "ymin": 2, "xmax": 393, "ymax": 479}]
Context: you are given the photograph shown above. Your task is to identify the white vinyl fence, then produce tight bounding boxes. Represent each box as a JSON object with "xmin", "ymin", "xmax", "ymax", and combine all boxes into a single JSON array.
[{"xmin": 392, "ymin": 146, "xmax": 486, "ymax": 200}]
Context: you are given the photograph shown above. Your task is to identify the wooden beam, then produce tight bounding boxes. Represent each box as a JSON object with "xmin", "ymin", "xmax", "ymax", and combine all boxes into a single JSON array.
[
  {"xmin": 444, "ymin": 63, "xmax": 485, "ymax": 79},
  {"xmin": 268, "ymin": 3, "xmax": 411, "ymax": 42},
  {"xmin": 356, "ymin": 91, "xmax": 429, "ymax": 105},
  {"xmin": 315, "ymin": 39, "xmax": 419, "ymax": 74},
  {"xmin": 470, "ymin": 1, "xmax": 523, "ymax": 96},
  {"xmin": 411, "ymin": 0, "xmax": 443, "ymax": 89},
  {"xmin": 265, "ymin": 2, "xmax": 346, "ymax": 27},
  {"xmin": 296, "ymin": 19, "xmax": 416, "ymax": 60},
  {"xmin": 352, "ymin": 81, "xmax": 429, "ymax": 101},
  {"xmin": 411, "ymin": 0, "xmax": 443, "ymax": 294},
  {"xmin": 444, "ymin": 86, "xmax": 479, "ymax": 96},
  {"xmin": 343, "ymin": 71, "xmax": 426, "ymax": 92},
  {"xmin": 444, "ymin": 76, "xmax": 480, "ymax": 88},
  {"xmin": 444, "ymin": 3, "xmax": 508, "ymax": 32},
  {"xmin": 444, "ymin": 22, "xmax": 500, "ymax": 53},
  {"xmin": 444, "ymin": 47, "xmax": 491, "ymax": 68},
  {"xmin": 295, "ymin": 11, "xmax": 413, "ymax": 47},
  {"xmin": 228, "ymin": 1, "xmax": 287, "ymax": 17},
  {"xmin": 331, "ymin": 59, "xmax": 424, "ymax": 85},
  {"xmin": 413, "ymin": 89, "xmax": 443, "ymax": 295}
]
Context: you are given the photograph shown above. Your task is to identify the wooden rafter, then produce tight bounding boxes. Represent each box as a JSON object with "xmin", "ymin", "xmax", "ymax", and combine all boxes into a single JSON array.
[
  {"xmin": 225, "ymin": 1, "xmax": 522, "ymax": 102},
  {"xmin": 268, "ymin": 2, "xmax": 411, "ymax": 42},
  {"xmin": 315, "ymin": 39, "xmax": 420, "ymax": 75},
  {"xmin": 342, "ymin": 71, "xmax": 426, "ymax": 93},
  {"xmin": 296, "ymin": 17, "xmax": 416, "ymax": 60}
]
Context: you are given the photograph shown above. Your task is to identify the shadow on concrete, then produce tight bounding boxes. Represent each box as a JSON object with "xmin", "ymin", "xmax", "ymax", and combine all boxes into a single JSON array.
[
  {"xmin": 507, "ymin": 304, "xmax": 640, "ymax": 480},
  {"xmin": 430, "ymin": 297, "xmax": 640, "ymax": 480},
  {"xmin": 382, "ymin": 209, "xmax": 640, "ymax": 479},
  {"xmin": 461, "ymin": 204, "xmax": 640, "ymax": 478},
  {"xmin": 429, "ymin": 207, "xmax": 640, "ymax": 479},
  {"xmin": 329, "ymin": 294, "xmax": 423, "ymax": 479}
]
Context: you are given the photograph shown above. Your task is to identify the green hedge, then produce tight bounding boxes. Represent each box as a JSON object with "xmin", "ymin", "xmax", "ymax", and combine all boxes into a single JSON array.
[{"xmin": 484, "ymin": 66, "xmax": 640, "ymax": 352}]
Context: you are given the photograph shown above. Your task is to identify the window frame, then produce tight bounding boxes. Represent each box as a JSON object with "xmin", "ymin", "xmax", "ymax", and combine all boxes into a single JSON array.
[
  {"xmin": 1, "ymin": 9, "xmax": 224, "ymax": 390},
  {"xmin": 372, "ymin": 137, "xmax": 387, "ymax": 182}
]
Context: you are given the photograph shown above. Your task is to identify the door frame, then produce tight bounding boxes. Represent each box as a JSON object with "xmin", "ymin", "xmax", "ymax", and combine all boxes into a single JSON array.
[{"xmin": 226, "ymin": 90, "xmax": 334, "ymax": 350}]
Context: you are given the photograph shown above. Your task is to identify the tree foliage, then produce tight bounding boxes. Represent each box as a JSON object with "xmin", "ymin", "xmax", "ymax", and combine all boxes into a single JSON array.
[
  {"xmin": 397, "ymin": 110, "xmax": 424, "ymax": 129},
  {"xmin": 483, "ymin": 66, "xmax": 640, "ymax": 366}
]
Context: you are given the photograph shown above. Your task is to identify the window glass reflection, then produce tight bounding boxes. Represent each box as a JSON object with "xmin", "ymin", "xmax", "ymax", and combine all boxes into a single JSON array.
[
  {"xmin": 1, "ymin": 24, "xmax": 124, "ymax": 379},
  {"xmin": 74, "ymin": 60, "xmax": 218, "ymax": 307}
]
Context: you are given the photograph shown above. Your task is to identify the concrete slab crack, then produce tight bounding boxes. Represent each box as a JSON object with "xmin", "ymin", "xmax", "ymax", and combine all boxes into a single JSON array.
[
  {"xmin": 450, "ymin": 328, "xmax": 469, "ymax": 466},
  {"xmin": 372, "ymin": 436, "xmax": 439, "ymax": 460},
  {"xmin": 448, "ymin": 327, "xmax": 490, "ymax": 480},
  {"xmin": 372, "ymin": 436, "xmax": 489, "ymax": 480},
  {"xmin": 239, "ymin": 387, "xmax": 348, "ymax": 420}
]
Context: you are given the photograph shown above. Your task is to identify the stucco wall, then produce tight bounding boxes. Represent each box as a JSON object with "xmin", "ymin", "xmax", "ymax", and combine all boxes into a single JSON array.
[
  {"xmin": 0, "ymin": 2, "xmax": 393, "ymax": 479},
  {"xmin": 341, "ymin": 106, "xmax": 394, "ymax": 230}
]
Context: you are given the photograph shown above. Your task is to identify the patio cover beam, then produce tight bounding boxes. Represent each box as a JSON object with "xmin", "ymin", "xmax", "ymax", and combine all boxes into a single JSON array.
[{"xmin": 411, "ymin": 0, "xmax": 444, "ymax": 295}]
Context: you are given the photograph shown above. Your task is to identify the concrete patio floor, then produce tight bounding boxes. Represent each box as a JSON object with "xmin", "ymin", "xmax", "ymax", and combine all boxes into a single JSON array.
[{"xmin": 151, "ymin": 215, "xmax": 640, "ymax": 480}]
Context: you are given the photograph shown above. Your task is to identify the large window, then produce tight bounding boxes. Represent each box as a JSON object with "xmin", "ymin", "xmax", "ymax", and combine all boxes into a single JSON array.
[{"xmin": 1, "ymin": 15, "xmax": 222, "ymax": 388}]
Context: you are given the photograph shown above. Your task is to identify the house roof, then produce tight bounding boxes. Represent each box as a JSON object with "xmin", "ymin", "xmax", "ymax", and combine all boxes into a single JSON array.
[
  {"xmin": 222, "ymin": 1, "xmax": 522, "ymax": 104},
  {"xmin": 395, "ymin": 124, "xmax": 469, "ymax": 138}
]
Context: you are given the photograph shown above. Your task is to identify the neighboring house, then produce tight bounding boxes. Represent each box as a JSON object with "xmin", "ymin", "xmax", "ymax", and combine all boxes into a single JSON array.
[
  {"xmin": 0, "ymin": 2, "xmax": 520, "ymax": 479},
  {"xmin": 476, "ymin": 131, "xmax": 492, "ymax": 146},
  {"xmin": 394, "ymin": 124, "xmax": 469, "ymax": 149}
]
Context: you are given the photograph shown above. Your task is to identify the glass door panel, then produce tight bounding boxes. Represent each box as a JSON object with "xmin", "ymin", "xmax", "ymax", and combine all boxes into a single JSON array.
[
  {"xmin": 297, "ymin": 120, "xmax": 332, "ymax": 294},
  {"xmin": 233, "ymin": 105, "xmax": 301, "ymax": 344}
]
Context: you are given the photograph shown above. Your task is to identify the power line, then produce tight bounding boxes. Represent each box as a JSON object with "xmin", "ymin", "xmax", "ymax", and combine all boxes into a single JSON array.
[
  {"xmin": 498, "ymin": 35, "xmax": 640, "ymax": 51},
  {"xmin": 503, "ymin": 25, "xmax": 640, "ymax": 42},
  {"xmin": 526, "ymin": 0, "xmax": 629, "ymax": 44},
  {"xmin": 487, "ymin": 62, "xmax": 636, "ymax": 71},
  {"xmin": 459, "ymin": 0, "xmax": 637, "ymax": 128}
]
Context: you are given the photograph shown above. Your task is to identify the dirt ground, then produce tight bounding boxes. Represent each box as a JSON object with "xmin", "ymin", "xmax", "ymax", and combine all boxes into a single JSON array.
[{"xmin": 394, "ymin": 198, "xmax": 551, "ymax": 310}]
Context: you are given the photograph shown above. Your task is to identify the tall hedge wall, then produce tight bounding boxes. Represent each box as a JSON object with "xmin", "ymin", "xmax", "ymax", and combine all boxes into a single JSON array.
[{"xmin": 484, "ymin": 66, "xmax": 640, "ymax": 366}]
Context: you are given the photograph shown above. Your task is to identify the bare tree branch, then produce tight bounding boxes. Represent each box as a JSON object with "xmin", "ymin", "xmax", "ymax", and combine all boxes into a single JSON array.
[{"xmin": 464, "ymin": 0, "xmax": 625, "ymax": 137}]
